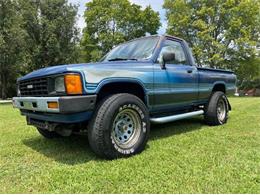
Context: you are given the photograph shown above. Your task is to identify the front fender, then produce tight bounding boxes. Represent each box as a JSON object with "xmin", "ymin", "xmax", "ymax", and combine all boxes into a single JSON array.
[{"xmin": 95, "ymin": 78, "xmax": 147, "ymax": 94}]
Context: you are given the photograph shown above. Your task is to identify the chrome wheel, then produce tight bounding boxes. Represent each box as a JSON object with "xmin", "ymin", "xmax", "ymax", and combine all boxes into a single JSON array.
[
  {"xmin": 217, "ymin": 99, "xmax": 226, "ymax": 122},
  {"xmin": 112, "ymin": 109, "xmax": 142, "ymax": 149}
]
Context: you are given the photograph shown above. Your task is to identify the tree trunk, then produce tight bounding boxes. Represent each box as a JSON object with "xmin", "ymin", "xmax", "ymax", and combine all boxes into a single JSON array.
[
  {"xmin": 0, "ymin": 79, "xmax": 2, "ymax": 99},
  {"xmin": 0, "ymin": 72, "xmax": 7, "ymax": 99}
]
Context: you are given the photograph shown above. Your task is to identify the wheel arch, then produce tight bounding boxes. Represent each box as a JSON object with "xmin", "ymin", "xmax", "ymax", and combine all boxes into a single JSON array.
[
  {"xmin": 212, "ymin": 82, "xmax": 226, "ymax": 94},
  {"xmin": 96, "ymin": 78, "xmax": 148, "ymax": 105}
]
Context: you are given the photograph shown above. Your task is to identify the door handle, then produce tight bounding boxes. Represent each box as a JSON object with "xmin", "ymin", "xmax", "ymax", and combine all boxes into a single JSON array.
[{"xmin": 187, "ymin": 70, "xmax": 193, "ymax": 73}]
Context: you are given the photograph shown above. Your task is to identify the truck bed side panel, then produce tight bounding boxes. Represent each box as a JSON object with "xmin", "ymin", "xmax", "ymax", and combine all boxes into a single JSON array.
[{"xmin": 198, "ymin": 68, "xmax": 236, "ymax": 101}]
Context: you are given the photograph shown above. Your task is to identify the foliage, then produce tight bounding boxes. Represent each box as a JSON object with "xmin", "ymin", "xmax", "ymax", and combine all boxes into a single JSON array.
[
  {"xmin": 0, "ymin": 0, "xmax": 80, "ymax": 99},
  {"xmin": 20, "ymin": 0, "xmax": 80, "ymax": 72},
  {"xmin": 81, "ymin": 0, "xmax": 161, "ymax": 62},
  {"xmin": 1, "ymin": 97, "xmax": 260, "ymax": 193},
  {"xmin": 163, "ymin": 0, "xmax": 260, "ymax": 69},
  {"xmin": 237, "ymin": 57, "xmax": 260, "ymax": 89},
  {"xmin": 1, "ymin": 0, "xmax": 260, "ymax": 98},
  {"xmin": 0, "ymin": 0, "xmax": 26, "ymax": 99}
]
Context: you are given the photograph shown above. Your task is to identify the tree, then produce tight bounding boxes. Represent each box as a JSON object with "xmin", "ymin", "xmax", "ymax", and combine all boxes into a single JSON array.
[
  {"xmin": 20, "ymin": 0, "xmax": 80, "ymax": 72},
  {"xmin": 0, "ymin": 0, "xmax": 26, "ymax": 99},
  {"xmin": 0, "ymin": 0, "xmax": 80, "ymax": 99},
  {"xmin": 163, "ymin": 0, "xmax": 260, "ymax": 70},
  {"xmin": 81, "ymin": 0, "xmax": 161, "ymax": 62},
  {"xmin": 237, "ymin": 57, "xmax": 260, "ymax": 90}
]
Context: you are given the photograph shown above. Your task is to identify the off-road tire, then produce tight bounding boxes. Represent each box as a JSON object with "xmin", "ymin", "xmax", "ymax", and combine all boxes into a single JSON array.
[
  {"xmin": 88, "ymin": 93, "xmax": 150, "ymax": 159},
  {"xmin": 204, "ymin": 91, "xmax": 229, "ymax": 126}
]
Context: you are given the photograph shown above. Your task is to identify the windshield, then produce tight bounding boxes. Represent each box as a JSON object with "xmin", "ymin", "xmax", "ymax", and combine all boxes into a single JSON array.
[{"xmin": 101, "ymin": 36, "xmax": 159, "ymax": 62}]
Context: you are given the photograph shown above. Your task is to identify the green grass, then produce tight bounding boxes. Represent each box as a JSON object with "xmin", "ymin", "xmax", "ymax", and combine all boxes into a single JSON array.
[{"xmin": 0, "ymin": 97, "xmax": 260, "ymax": 193}]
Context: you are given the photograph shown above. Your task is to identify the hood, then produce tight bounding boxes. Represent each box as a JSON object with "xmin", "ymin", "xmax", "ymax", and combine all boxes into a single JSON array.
[{"xmin": 18, "ymin": 61, "xmax": 152, "ymax": 82}]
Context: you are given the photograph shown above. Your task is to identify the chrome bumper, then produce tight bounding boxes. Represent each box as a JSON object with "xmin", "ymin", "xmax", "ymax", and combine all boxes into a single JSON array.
[
  {"xmin": 13, "ymin": 97, "xmax": 60, "ymax": 113},
  {"xmin": 13, "ymin": 95, "xmax": 97, "ymax": 114}
]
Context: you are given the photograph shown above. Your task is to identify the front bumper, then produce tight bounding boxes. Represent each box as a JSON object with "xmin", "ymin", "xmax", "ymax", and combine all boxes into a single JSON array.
[{"xmin": 13, "ymin": 95, "xmax": 97, "ymax": 114}]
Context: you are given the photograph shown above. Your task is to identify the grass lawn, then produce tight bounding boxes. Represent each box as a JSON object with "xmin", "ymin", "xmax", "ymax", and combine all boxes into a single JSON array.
[{"xmin": 0, "ymin": 97, "xmax": 260, "ymax": 193}]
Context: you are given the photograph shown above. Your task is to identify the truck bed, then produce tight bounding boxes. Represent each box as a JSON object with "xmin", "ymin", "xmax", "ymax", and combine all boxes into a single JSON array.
[{"xmin": 197, "ymin": 67, "xmax": 234, "ymax": 74}]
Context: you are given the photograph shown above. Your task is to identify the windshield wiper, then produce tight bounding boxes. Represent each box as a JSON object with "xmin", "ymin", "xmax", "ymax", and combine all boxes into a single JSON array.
[{"xmin": 108, "ymin": 58, "xmax": 138, "ymax": 61}]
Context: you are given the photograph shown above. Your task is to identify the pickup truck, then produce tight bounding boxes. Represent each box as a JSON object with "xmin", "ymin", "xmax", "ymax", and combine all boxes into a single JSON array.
[{"xmin": 13, "ymin": 35, "xmax": 236, "ymax": 159}]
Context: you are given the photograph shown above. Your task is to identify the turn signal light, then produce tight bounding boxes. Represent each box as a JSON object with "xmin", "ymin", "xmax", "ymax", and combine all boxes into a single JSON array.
[
  {"xmin": 65, "ymin": 74, "xmax": 83, "ymax": 95},
  {"xmin": 48, "ymin": 102, "xmax": 59, "ymax": 109}
]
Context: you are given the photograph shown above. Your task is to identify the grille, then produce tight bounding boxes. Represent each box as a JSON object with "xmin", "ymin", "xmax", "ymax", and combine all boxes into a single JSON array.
[{"xmin": 19, "ymin": 77, "xmax": 48, "ymax": 96}]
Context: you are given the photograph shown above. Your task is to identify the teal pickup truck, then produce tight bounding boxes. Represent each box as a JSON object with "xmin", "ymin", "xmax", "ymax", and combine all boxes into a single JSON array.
[{"xmin": 13, "ymin": 35, "xmax": 236, "ymax": 159}]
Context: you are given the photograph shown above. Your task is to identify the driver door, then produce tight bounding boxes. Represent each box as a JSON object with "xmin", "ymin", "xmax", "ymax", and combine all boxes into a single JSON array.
[{"xmin": 153, "ymin": 38, "xmax": 199, "ymax": 112}]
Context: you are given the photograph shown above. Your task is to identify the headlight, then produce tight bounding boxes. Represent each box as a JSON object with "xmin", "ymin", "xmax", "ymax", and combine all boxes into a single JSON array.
[{"xmin": 54, "ymin": 76, "xmax": 65, "ymax": 92}]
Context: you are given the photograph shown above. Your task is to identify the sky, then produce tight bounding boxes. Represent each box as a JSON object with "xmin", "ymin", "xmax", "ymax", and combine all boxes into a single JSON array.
[{"xmin": 68, "ymin": 0, "xmax": 167, "ymax": 34}]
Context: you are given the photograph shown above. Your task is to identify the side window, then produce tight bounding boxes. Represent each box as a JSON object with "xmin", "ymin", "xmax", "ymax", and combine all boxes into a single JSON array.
[{"xmin": 158, "ymin": 40, "xmax": 188, "ymax": 65}]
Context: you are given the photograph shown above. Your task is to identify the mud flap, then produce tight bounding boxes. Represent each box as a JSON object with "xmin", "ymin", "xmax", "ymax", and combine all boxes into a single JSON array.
[{"xmin": 223, "ymin": 96, "xmax": 231, "ymax": 111}]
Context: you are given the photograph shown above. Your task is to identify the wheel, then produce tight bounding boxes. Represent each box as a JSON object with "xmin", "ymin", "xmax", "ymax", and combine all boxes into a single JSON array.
[
  {"xmin": 88, "ymin": 93, "xmax": 150, "ymax": 159},
  {"xmin": 204, "ymin": 91, "xmax": 229, "ymax": 126},
  {"xmin": 37, "ymin": 128, "xmax": 61, "ymax": 139}
]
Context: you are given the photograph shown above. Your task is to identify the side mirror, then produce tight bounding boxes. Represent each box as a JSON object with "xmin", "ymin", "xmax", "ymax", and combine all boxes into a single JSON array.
[{"xmin": 161, "ymin": 52, "xmax": 175, "ymax": 70}]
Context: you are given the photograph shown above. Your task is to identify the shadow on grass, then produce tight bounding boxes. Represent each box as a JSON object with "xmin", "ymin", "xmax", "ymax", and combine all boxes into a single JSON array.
[
  {"xmin": 23, "ymin": 134, "xmax": 102, "ymax": 165},
  {"xmin": 23, "ymin": 117, "xmax": 204, "ymax": 165},
  {"xmin": 150, "ymin": 117, "xmax": 204, "ymax": 141}
]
